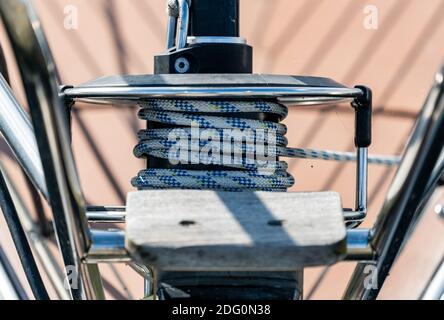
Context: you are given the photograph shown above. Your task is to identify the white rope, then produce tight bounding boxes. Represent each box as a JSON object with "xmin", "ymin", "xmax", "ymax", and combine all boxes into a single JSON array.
[{"xmin": 133, "ymin": 99, "xmax": 400, "ymax": 190}]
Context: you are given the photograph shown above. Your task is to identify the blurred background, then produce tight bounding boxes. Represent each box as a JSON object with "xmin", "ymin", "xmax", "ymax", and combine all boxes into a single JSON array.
[{"xmin": 0, "ymin": 0, "xmax": 444, "ymax": 299}]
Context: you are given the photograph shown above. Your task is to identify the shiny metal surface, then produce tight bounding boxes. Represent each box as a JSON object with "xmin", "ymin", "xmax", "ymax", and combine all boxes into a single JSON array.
[
  {"xmin": 0, "ymin": 162, "xmax": 69, "ymax": 299},
  {"xmin": 0, "ymin": 75, "xmax": 47, "ymax": 198},
  {"xmin": 343, "ymin": 210, "xmax": 365, "ymax": 221},
  {"xmin": 345, "ymin": 229, "xmax": 374, "ymax": 261},
  {"xmin": 344, "ymin": 147, "xmax": 369, "ymax": 227},
  {"xmin": 187, "ymin": 36, "xmax": 247, "ymax": 45},
  {"xmin": 0, "ymin": 0, "xmax": 104, "ymax": 299},
  {"xmin": 86, "ymin": 210, "xmax": 126, "ymax": 223},
  {"xmin": 356, "ymin": 148, "xmax": 368, "ymax": 214},
  {"xmin": 421, "ymin": 257, "xmax": 444, "ymax": 300},
  {"xmin": 344, "ymin": 63, "xmax": 444, "ymax": 300},
  {"xmin": 64, "ymin": 85, "xmax": 363, "ymax": 102},
  {"xmin": 0, "ymin": 246, "xmax": 22, "ymax": 300},
  {"xmin": 166, "ymin": 16, "xmax": 177, "ymax": 49},
  {"xmin": 142, "ymin": 265, "xmax": 153, "ymax": 297},
  {"xmin": 342, "ymin": 148, "xmax": 369, "ymax": 226},
  {"xmin": 128, "ymin": 263, "xmax": 153, "ymax": 298},
  {"xmin": 278, "ymin": 96, "xmax": 355, "ymax": 106},
  {"xmin": 177, "ymin": 0, "xmax": 190, "ymax": 49},
  {"xmin": 129, "ymin": 263, "xmax": 152, "ymax": 279},
  {"xmin": 143, "ymin": 278, "xmax": 151, "ymax": 298},
  {"xmin": 434, "ymin": 204, "xmax": 444, "ymax": 220},
  {"xmin": 86, "ymin": 230, "xmax": 130, "ymax": 263}
]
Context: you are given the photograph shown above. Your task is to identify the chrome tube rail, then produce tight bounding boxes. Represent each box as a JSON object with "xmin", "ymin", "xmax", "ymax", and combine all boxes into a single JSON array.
[
  {"xmin": 0, "ymin": 163, "xmax": 49, "ymax": 299},
  {"xmin": 86, "ymin": 207, "xmax": 126, "ymax": 224},
  {"xmin": 0, "ymin": 246, "xmax": 24, "ymax": 300},
  {"xmin": 0, "ymin": 74, "xmax": 125, "ymax": 223},
  {"xmin": 344, "ymin": 63, "xmax": 444, "ymax": 300},
  {"xmin": 64, "ymin": 82, "xmax": 369, "ymax": 226},
  {"xmin": 0, "ymin": 0, "xmax": 104, "ymax": 300},
  {"xmin": 165, "ymin": 0, "xmax": 191, "ymax": 50},
  {"xmin": 177, "ymin": 0, "xmax": 191, "ymax": 50},
  {"xmin": 0, "ymin": 162, "xmax": 70, "ymax": 299},
  {"xmin": 356, "ymin": 148, "xmax": 368, "ymax": 216},
  {"xmin": 421, "ymin": 257, "xmax": 444, "ymax": 300},
  {"xmin": 0, "ymin": 75, "xmax": 48, "ymax": 198},
  {"xmin": 345, "ymin": 229, "xmax": 374, "ymax": 261},
  {"xmin": 63, "ymin": 85, "xmax": 362, "ymax": 104}
]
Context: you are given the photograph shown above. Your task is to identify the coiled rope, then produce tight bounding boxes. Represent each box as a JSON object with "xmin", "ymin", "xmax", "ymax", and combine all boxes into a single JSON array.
[{"xmin": 132, "ymin": 99, "xmax": 400, "ymax": 191}]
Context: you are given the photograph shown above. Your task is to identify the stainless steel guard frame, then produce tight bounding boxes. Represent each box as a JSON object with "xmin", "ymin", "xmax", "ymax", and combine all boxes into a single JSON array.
[{"xmin": 0, "ymin": 0, "xmax": 104, "ymax": 300}]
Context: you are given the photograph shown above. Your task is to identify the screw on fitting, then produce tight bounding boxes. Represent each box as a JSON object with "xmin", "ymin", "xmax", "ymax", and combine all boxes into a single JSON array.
[{"xmin": 174, "ymin": 57, "xmax": 190, "ymax": 73}]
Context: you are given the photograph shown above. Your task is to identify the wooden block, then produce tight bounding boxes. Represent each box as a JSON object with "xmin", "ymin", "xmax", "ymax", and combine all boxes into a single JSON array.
[{"xmin": 125, "ymin": 190, "xmax": 346, "ymax": 271}]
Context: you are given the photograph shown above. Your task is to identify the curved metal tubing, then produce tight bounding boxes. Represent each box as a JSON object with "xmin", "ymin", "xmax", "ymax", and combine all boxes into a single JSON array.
[
  {"xmin": 344, "ymin": 64, "xmax": 444, "ymax": 300},
  {"xmin": 0, "ymin": 167, "xmax": 49, "ymax": 299},
  {"xmin": 166, "ymin": 16, "xmax": 177, "ymax": 49},
  {"xmin": 0, "ymin": 246, "xmax": 27, "ymax": 300},
  {"xmin": 64, "ymin": 85, "xmax": 363, "ymax": 102},
  {"xmin": 0, "ymin": 42, "xmax": 51, "ymax": 237},
  {"xmin": 420, "ymin": 257, "xmax": 444, "ymax": 300},
  {"xmin": 0, "ymin": 75, "xmax": 48, "ymax": 198},
  {"xmin": 0, "ymin": 162, "xmax": 70, "ymax": 299},
  {"xmin": 177, "ymin": 0, "xmax": 191, "ymax": 49},
  {"xmin": 0, "ymin": 0, "xmax": 104, "ymax": 300}
]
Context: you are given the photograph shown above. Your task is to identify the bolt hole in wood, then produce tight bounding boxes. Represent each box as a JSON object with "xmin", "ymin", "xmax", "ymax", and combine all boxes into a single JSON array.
[
  {"xmin": 179, "ymin": 220, "xmax": 197, "ymax": 227},
  {"xmin": 267, "ymin": 219, "xmax": 285, "ymax": 227},
  {"xmin": 179, "ymin": 220, "xmax": 285, "ymax": 227}
]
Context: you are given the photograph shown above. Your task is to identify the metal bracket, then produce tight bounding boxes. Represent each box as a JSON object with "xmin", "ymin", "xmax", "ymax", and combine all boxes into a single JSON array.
[
  {"xmin": 166, "ymin": 0, "xmax": 191, "ymax": 50},
  {"xmin": 345, "ymin": 86, "xmax": 372, "ymax": 227}
]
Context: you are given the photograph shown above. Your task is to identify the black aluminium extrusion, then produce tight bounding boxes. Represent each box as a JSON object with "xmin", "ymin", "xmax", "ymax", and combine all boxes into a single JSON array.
[
  {"xmin": 190, "ymin": 0, "xmax": 240, "ymax": 37},
  {"xmin": 0, "ymin": 168, "xmax": 49, "ymax": 300}
]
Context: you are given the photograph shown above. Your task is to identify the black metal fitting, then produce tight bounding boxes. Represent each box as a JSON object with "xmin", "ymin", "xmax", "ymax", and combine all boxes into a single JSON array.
[
  {"xmin": 155, "ymin": 43, "xmax": 252, "ymax": 74},
  {"xmin": 352, "ymin": 85, "xmax": 372, "ymax": 148},
  {"xmin": 59, "ymin": 85, "xmax": 75, "ymax": 140},
  {"xmin": 190, "ymin": 0, "xmax": 239, "ymax": 37},
  {"xmin": 154, "ymin": 0, "xmax": 251, "ymax": 74}
]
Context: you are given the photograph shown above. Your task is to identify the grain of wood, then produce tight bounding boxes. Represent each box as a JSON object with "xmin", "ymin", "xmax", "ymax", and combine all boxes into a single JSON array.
[{"xmin": 126, "ymin": 190, "xmax": 347, "ymax": 271}]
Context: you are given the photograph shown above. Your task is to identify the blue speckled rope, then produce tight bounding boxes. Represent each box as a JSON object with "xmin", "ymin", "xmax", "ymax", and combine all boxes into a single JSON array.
[{"xmin": 132, "ymin": 99, "xmax": 400, "ymax": 190}]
